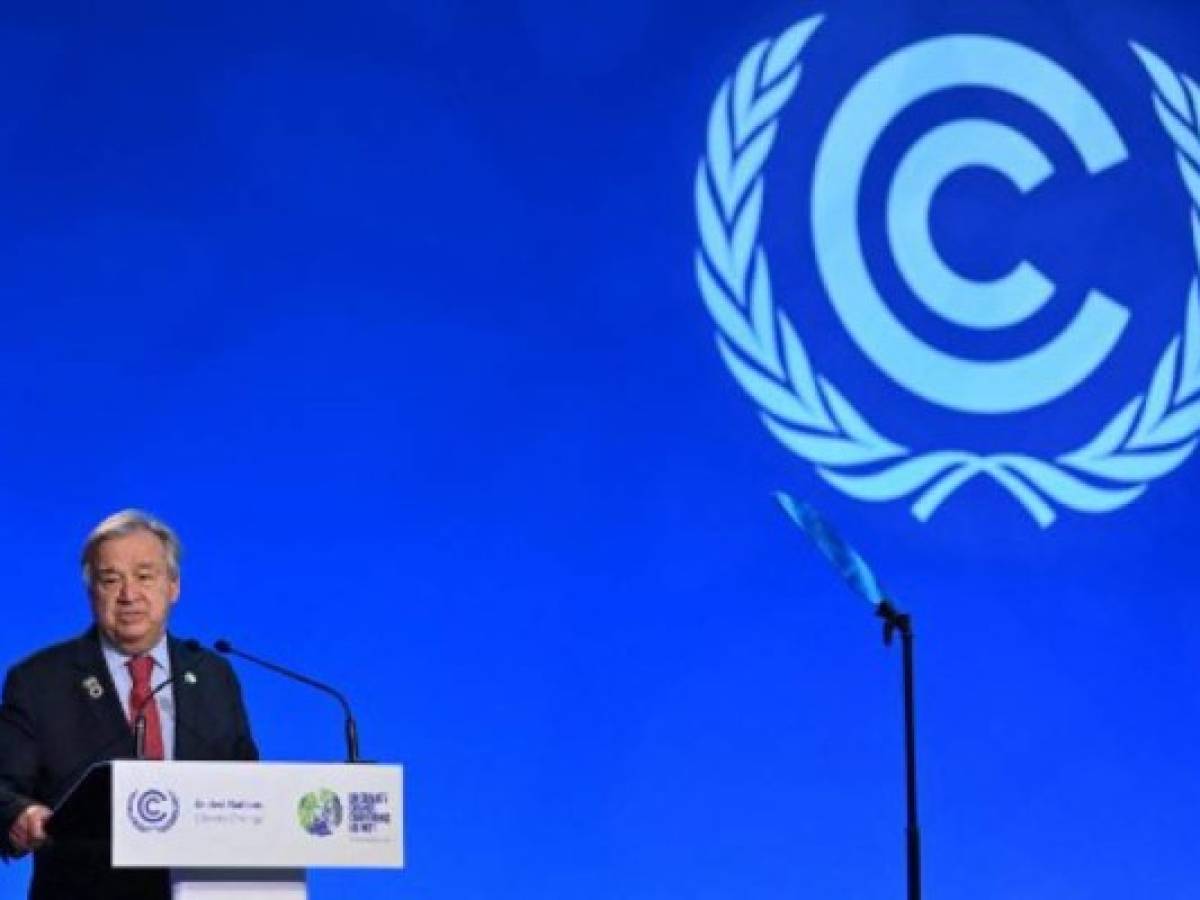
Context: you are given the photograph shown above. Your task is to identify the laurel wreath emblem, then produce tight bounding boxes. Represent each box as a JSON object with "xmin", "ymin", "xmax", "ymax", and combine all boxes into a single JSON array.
[{"xmin": 694, "ymin": 16, "xmax": 1200, "ymax": 526}]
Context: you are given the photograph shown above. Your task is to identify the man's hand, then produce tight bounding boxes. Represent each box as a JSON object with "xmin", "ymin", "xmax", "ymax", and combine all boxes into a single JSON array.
[{"xmin": 8, "ymin": 803, "xmax": 52, "ymax": 854}]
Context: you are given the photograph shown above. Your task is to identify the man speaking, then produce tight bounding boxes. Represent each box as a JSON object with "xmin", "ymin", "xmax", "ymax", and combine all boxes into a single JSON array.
[{"xmin": 0, "ymin": 510, "xmax": 257, "ymax": 899}]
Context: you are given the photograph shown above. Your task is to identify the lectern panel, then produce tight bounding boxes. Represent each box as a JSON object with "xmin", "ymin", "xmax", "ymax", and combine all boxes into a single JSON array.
[{"xmin": 110, "ymin": 761, "xmax": 403, "ymax": 869}]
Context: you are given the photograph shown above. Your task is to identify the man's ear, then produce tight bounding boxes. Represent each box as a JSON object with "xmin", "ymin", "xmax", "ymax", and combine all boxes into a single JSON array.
[{"xmin": 168, "ymin": 576, "xmax": 181, "ymax": 605}]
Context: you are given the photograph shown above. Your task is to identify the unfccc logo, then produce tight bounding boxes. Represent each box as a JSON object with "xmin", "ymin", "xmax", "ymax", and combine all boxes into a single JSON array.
[
  {"xmin": 127, "ymin": 788, "xmax": 180, "ymax": 833},
  {"xmin": 694, "ymin": 16, "xmax": 1200, "ymax": 526}
]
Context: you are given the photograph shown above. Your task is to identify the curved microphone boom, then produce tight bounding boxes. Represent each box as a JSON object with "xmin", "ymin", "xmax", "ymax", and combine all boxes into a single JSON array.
[
  {"xmin": 133, "ymin": 638, "xmax": 204, "ymax": 760},
  {"xmin": 214, "ymin": 638, "xmax": 361, "ymax": 763}
]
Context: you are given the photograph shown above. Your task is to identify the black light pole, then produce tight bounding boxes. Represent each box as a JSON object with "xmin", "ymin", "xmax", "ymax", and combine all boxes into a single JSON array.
[{"xmin": 877, "ymin": 599, "xmax": 921, "ymax": 900}]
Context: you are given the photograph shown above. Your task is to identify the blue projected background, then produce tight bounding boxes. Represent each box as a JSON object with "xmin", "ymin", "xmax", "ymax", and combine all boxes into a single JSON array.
[{"xmin": 0, "ymin": 1, "xmax": 1197, "ymax": 898}]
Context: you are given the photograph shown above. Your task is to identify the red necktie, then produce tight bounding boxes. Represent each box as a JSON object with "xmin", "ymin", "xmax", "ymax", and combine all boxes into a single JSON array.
[{"xmin": 127, "ymin": 656, "xmax": 164, "ymax": 761}]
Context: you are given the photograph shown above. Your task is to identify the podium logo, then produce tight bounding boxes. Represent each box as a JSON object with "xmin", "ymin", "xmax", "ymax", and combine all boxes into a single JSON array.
[
  {"xmin": 693, "ymin": 16, "xmax": 1200, "ymax": 526},
  {"xmin": 126, "ymin": 788, "xmax": 180, "ymax": 833},
  {"xmin": 297, "ymin": 788, "xmax": 344, "ymax": 837}
]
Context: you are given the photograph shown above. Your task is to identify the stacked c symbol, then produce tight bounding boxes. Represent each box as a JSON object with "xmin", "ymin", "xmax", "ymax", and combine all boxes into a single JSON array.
[{"xmin": 811, "ymin": 35, "xmax": 1130, "ymax": 414}]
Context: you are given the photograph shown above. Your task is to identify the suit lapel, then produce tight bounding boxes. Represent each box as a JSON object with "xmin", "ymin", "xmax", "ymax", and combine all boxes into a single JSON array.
[
  {"xmin": 170, "ymin": 636, "xmax": 203, "ymax": 760},
  {"xmin": 69, "ymin": 628, "xmax": 130, "ymax": 744}
]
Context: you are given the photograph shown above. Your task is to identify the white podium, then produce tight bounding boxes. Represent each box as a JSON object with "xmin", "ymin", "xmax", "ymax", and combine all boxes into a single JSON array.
[{"xmin": 53, "ymin": 760, "xmax": 403, "ymax": 900}]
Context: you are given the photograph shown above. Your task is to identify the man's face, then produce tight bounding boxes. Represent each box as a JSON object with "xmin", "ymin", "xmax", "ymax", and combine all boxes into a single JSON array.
[{"xmin": 89, "ymin": 529, "xmax": 179, "ymax": 654}]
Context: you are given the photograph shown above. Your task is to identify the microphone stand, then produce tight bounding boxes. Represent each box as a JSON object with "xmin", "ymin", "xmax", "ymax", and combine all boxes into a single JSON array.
[
  {"xmin": 877, "ymin": 599, "xmax": 921, "ymax": 900},
  {"xmin": 134, "ymin": 716, "xmax": 147, "ymax": 760},
  {"xmin": 132, "ymin": 640, "xmax": 205, "ymax": 760}
]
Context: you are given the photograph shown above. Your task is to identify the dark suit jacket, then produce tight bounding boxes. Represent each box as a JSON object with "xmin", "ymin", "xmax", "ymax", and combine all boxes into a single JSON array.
[{"xmin": 0, "ymin": 628, "xmax": 258, "ymax": 900}]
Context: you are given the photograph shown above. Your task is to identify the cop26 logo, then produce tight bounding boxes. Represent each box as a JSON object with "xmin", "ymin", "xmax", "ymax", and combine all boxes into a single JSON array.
[{"xmin": 693, "ymin": 16, "xmax": 1200, "ymax": 526}]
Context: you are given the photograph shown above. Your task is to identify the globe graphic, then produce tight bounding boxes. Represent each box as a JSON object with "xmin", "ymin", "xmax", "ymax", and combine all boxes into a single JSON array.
[{"xmin": 298, "ymin": 789, "xmax": 344, "ymax": 836}]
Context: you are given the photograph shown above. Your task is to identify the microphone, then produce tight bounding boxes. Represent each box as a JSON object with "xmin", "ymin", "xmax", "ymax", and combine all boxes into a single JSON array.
[
  {"xmin": 132, "ymin": 638, "xmax": 204, "ymax": 760},
  {"xmin": 214, "ymin": 638, "xmax": 361, "ymax": 763}
]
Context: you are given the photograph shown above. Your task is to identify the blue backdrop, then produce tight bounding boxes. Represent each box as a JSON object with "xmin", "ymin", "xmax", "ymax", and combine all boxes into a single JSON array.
[{"xmin": 0, "ymin": 1, "xmax": 1196, "ymax": 897}]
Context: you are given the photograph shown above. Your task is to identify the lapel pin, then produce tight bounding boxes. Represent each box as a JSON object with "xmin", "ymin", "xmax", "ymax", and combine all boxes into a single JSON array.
[
  {"xmin": 82, "ymin": 676, "xmax": 104, "ymax": 700},
  {"xmin": 184, "ymin": 671, "xmax": 197, "ymax": 685}
]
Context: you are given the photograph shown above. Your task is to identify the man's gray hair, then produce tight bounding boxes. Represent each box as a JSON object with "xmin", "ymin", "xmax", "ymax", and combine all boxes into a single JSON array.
[{"xmin": 80, "ymin": 509, "xmax": 183, "ymax": 590}]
